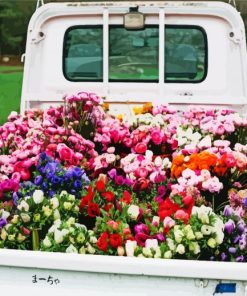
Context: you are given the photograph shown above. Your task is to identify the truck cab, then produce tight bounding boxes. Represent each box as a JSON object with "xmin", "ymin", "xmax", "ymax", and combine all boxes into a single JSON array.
[{"xmin": 21, "ymin": 1, "xmax": 247, "ymax": 115}]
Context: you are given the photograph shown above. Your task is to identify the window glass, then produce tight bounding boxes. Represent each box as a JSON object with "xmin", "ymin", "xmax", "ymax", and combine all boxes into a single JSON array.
[
  {"xmin": 63, "ymin": 25, "xmax": 207, "ymax": 83},
  {"xmin": 63, "ymin": 27, "xmax": 103, "ymax": 81},
  {"xmin": 165, "ymin": 26, "xmax": 207, "ymax": 82},
  {"xmin": 109, "ymin": 26, "xmax": 159, "ymax": 81}
]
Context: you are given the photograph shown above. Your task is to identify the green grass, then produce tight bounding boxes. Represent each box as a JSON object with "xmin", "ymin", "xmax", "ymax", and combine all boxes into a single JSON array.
[{"xmin": 0, "ymin": 66, "xmax": 23, "ymax": 124}]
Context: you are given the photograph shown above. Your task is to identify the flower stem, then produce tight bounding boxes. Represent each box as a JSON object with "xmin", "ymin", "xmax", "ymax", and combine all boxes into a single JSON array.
[{"xmin": 32, "ymin": 229, "xmax": 40, "ymax": 251}]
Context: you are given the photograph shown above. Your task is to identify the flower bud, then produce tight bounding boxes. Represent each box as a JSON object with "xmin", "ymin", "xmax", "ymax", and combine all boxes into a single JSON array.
[
  {"xmin": 117, "ymin": 246, "xmax": 125, "ymax": 256},
  {"xmin": 43, "ymin": 236, "xmax": 52, "ymax": 248},
  {"xmin": 21, "ymin": 213, "xmax": 31, "ymax": 223},
  {"xmin": 66, "ymin": 244, "xmax": 78, "ymax": 253}
]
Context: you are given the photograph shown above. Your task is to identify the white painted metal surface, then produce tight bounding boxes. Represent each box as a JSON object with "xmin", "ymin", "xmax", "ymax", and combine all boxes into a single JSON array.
[
  {"xmin": 13, "ymin": 3, "xmax": 247, "ymax": 293},
  {"xmin": 0, "ymin": 249, "xmax": 246, "ymax": 295},
  {"xmin": 21, "ymin": 1, "xmax": 247, "ymax": 115}
]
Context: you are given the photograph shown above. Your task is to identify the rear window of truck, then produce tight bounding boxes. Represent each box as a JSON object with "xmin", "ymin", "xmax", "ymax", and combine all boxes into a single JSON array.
[{"xmin": 63, "ymin": 25, "xmax": 207, "ymax": 83}]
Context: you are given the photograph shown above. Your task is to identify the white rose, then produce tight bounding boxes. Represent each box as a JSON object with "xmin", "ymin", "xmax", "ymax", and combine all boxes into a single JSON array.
[
  {"xmin": 60, "ymin": 190, "xmax": 68, "ymax": 197},
  {"xmin": 154, "ymin": 247, "xmax": 161, "ymax": 258},
  {"xmin": 0, "ymin": 228, "xmax": 8, "ymax": 240},
  {"xmin": 54, "ymin": 229, "xmax": 64, "ymax": 244},
  {"xmin": 195, "ymin": 232, "xmax": 203, "ymax": 240},
  {"xmin": 127, "ymin": 205, "xmax": 140, "ymax": 220},
  {"xmin": 174, "ymin": 226, "xmax": 184, "ymax": 243},
  {"xmin": 50, "ymin": 197, "xmax": 59, "ymax": 209},
  {"xmin": 79, "ymin": 246, "xmax": 86, "ymax": 254},
  {"xmin": 87, "ymin": 243, "xmax": 96, "ymax": 254},
  {"xmin": 33, "ymin": 190, "xmax": 44, "ymax": 204},
  {"xmin": 53, "ymin": 209, "xmax": 60, "ymax": 221},
  {"xmin": 154, "ymin": 156, "xmax": 162, "ymax": 167},
  {"xmin": 176, "ymin": 244, "xmax": 185, "ymax": 255},
  {"xmin": 143, "ymin": 247, "xmax": 153, "ymax": 258},
  {"xmin": 189, "ymin": 242, "xmax": 200, "ymax": 255},
  {"xmin": 67, "ymin": 217, "xmax": 75, "ymax": 226},
  {"xmin": 66, "ymin": 244, "xmax": 78, "ymax": 254},
  {"xmin": 125, "ymin": 240, "xmax": 137, "ymax": 257},
  {"xmin": 0, "ymin": 210, "xmax": 10, "ymax": 220},
  {"xmin": 207, "ymin": 238, "xmax": 217, "ymax": 248},
  {"xmin": 166, "ymin": 238, "xmax": 175, "ymax": 251},
  {"xmin": 145, "ymin": 239, "xmax": 158, "ymax": 250},
  {"xmin": 152, "ymin": 216, "xmax": 160, "ymax": 225},
  {"xmin": 18, "ymin": 200, "xmax": 29, "ymax": 212},
  {"xmin": 164, "ymin": 250, "xmax": 173, "ymax": 259}
]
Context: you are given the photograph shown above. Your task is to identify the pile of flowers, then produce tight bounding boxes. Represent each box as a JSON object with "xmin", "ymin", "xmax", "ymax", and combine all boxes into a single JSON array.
[{"xmin": 0, "ymin": 91, "xmax": 246, "ymax": 262}]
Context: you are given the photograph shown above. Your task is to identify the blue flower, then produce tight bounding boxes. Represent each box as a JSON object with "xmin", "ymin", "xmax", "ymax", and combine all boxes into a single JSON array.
[
  {"xmin": 48, "ymin": 190, "xmax": 56, "ymax": 198},
  {"xmin": 44, "ymin": 162, "xmax": 58, "ymax": 175},
  {"xmin": 34, "ymin": 175, "xmax": 43, "ymax": 186},
  {"xmin": 42, "ymin": 182, "xmax": 48, "ymax": 190},
  {"xmin": 51, "ymin": 176, "xmax": 62, "ymax": 185},
  {"xmin": 73, "ymin": 179, "xmax": 82, "ymax": 189},
  {"xmin": 72, "ymin": 167, "xmax": 84, "ymax": 179},
  {"xmin": 64, "ymin": 170, "xmax": 73, "ymax": 180}
]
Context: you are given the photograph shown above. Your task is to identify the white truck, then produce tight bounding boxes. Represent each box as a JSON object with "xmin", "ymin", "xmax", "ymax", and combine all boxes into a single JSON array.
[{"xmin": 0, "ymin": 1, "xmax": 247, "ymax": 295}]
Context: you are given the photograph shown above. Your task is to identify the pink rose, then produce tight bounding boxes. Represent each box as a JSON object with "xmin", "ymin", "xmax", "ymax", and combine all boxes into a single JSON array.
[
  {"xmin": 135, "ymin": 143, "xmax": 147, "ymax": 154},
  {"xmin": 151, "ymin": 130, "xmax": 163, "ymax": 145},
  {"xmin": 57, "ymin": 144, "xmax": 73, "ymax": 161},
  {"xmin": 135, "ymin": 167, "xmax": 148, "ymax": 178},
  {"xmin": 174, "ymin": 209, "xmax": 189, "ymax": 222}
]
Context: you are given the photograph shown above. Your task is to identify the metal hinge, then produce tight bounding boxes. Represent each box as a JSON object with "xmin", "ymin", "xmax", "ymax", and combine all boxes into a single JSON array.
[{"xmin": 36, "ymin": 0, "xmax": 45, "ymax": 10}]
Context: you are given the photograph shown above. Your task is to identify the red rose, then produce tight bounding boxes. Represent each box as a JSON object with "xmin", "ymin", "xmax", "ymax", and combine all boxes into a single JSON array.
[
  {"xmin": 87, "ymin": 202, "xmax": 100, "ymax": 217},
  {"xmin": 109, "ymin": 233, "xmax": 122, "ymax": 249},
  {"xmin": 101, "ymin": 191, "xmax": 115, "ymax": 202},
  {"xmin": 96, "ymin": 180, "xmax": 106, "ymax": 192},
  {"xmin": 134, "ymin": 143, "xmax": 147, "ymax": 154},
  {"xmin": 85, "ymin": 186, "xmax": 94, "ymax": 202},
  {"xmin": 104, "ymin": 203, "xmax": 113, "ymax": 212},
  {"xmin": 120, "ymin": 190, "xmax": 132, "ymax": 204},
  {"xmin": 79, "ymin": 197, "xmax": 88, "ymax": 209},
  {"xmin": 158, "ymin": 198, "xmax": 180, "ymax": 221},
  {"xmin": 97, "ymin": 232, "xmax": 109, "ymax": 252}
]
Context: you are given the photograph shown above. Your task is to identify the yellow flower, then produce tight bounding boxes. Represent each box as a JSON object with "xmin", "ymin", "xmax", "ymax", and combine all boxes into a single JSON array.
[{"xmin": 133, "ymin": 107, "xmax": 142, "ymax": 115}]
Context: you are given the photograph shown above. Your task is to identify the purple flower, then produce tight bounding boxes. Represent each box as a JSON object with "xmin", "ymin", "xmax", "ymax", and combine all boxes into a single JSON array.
[
  {"xmin": 124, "ymin": 177, "xmax": 133, "ymax": 186},
  {"xmin": 134, "ymin": 223, "xmax": 150, "ymax": 235},
  {"xmin": 13, "ymin": 192, "xmax": 19, "ymax": 206},
  {"xmin": 224, "ymin": 219, "xmax": 235, "ymax": 235},
  {"xmin": 233, "ymin": 235, "xmax": 240, "ymax": 244},
  {"xmin": 236, "ymin": 255, "xmax": 245, "ymax": 262},
  {"xmin": 237, "ymin": 221, "xmax": 246, "ymax": 233},
  {"xmin": 223, "ymin": 205, "xmax": 233, "ymax": 217},
  {"xmin": 244, "ymin": 198, "xmax": 247, "ymax": 207},
  {"xmin": 0, "ymin": 218, "xmax": 7, "ymax": 229},
  {"xmin": 135, "ymin": 233, "xmax": 150, "ymax": 247},
  {"xmin": 221, "ymin": 253, "xmax": 227, "ymax": 261},
  {"xmin": 228, "ymin": 247, "xmax": 237, "ymax": 254},
  {"xmin": 108, "ymin": 169, "xmax": 117, "ymax": 179},
  {"xmin": 155, "ymin": 233, "xmax": 165, "ymax": 242},
  {"xmin": 239, "ymin": 236, "xmax": 246, "ymax": 250}
]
